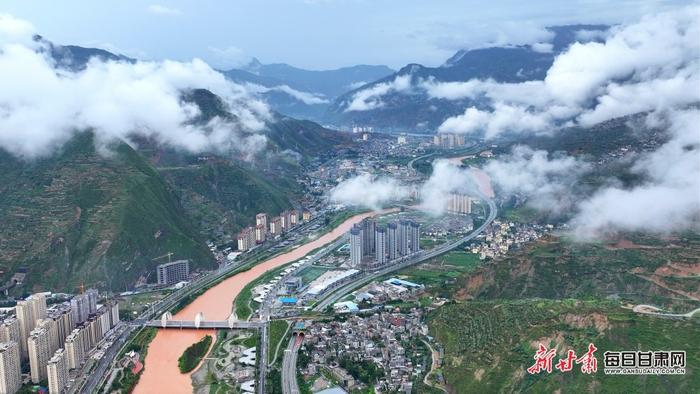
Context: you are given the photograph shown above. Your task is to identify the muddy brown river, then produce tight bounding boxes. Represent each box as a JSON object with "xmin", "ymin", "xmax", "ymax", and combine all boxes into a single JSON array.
[{"xmin": 134, "ymin": 210, "xmax": 387, "ymax": 393}]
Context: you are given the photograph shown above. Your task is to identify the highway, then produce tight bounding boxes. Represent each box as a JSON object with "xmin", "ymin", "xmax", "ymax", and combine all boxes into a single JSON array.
[
  {"xmin": 313, "ymin": 197, "xmax": 497, "ymax": 311},
  {"xmin": 258, "ymin": 321, "xmax": 268, "ymax": 394},
  {"xmin": 281, "ymin": 336, "xmax": 302, "ymax": 394},
  {"xmin": 73, "ymin": 324, "xmax": 135, "ymax": 394}
]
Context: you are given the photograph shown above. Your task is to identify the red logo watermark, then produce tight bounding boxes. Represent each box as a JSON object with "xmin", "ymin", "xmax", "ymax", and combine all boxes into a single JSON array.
[{"xmin": 527, "ymin": 343, "xmax": 598, "ymax": 374}]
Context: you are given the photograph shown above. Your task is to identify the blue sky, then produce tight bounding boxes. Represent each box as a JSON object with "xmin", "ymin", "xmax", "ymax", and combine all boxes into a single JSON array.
[{"xmin": 1, "ymin": 0, "xmax": 694, "ymax": 69}]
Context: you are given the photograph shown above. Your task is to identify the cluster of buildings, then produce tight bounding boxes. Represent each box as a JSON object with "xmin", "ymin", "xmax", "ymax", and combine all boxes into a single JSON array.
[
  {"xmin": 301, "ymin": 135, "xmax": 427, "ymax": 206},
  {"xmin": 301, "ymin": 309, "xmax": 428, "ymax": 393},
  {"xmin": 351, "ymin": 126, "xmax": 373, "ymax": 134},
  {"xmin": 350, "ymin": 219, "xmax": 420, "ymax": 270},
  {"xmin": 0, "ymin": 290, "xmax": 119, "ymax": 393},
  {"xmin": 470, "ymin": 220, "xmax": 554, "ymax": 260},
  {"xmin": 237, "ymin": 210, "xmax": 312, "ymax": 252},
  {"xmin": 351, "ymin": 278, "xmax": 424, "ymax": 306},
  {"xmin": 433, "ymin": 133, "xmax": 467, "ymax": 149}
]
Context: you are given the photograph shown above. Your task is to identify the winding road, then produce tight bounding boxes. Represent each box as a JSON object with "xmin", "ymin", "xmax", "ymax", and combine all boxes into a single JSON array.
[{"xmin": 632, "ymin": 304, "xmax": 700, "ymax": 319}]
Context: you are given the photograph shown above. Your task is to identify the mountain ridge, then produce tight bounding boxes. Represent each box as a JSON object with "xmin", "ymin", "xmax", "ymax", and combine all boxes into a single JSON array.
[{"xmin": 325, "ymin": 24, "xmax": 610, "ymax": 130}]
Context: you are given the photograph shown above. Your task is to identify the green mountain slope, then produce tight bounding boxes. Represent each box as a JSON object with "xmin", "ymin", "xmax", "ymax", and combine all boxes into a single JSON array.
[
  {"xmin": 158, "ymin": 160, "xmax": 295, "ymax": 245},
  {"xmin": 429, "ymin": 300, "xmax": 699, "ymax": 393},
  {"xmin": 0, "ymin": 132, "xmax": 214, "ymax": 292}
]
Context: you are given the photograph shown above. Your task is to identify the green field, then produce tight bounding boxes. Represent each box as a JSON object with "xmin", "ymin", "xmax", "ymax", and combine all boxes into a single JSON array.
[
  {"xmin": 297, "ymin": 266, "xmax": 330, "ymax": 284},
  {"xmin": 393, "ymin": 250, "xmax": 482, "ymax": 291},
  {"xmin": 461, "ymin": 234, "xmax": 700, "ymax": 311},
  {"xmin": 268, "ymin": 320, "xmax": 291, "ymax": 366},
  {"xmin": 429, "ymin": 299, "xmax": 700, "ymax": 393}
]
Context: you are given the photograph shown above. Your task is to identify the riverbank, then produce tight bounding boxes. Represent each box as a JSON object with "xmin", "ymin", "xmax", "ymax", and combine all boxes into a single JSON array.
[{"xmin": 133, "ymin": 209, "xmax": 389, "ymax": 393}]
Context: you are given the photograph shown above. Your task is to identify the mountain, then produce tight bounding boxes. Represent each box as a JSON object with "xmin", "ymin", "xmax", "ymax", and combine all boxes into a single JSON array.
[
  {"xmin": 0, "ymin": 132, "xmax": 215, "ymax": 293},
  {"xmin": 36, "ymin": 35, "xmax": 135, "ymax": 71},
  {"xmin": 325, "ymin": 25, "xmax": 609, "ymax": 131},
  {"xmin": 0, "ymin": 44, "xmax": 351, "ymax": 292},
  {"xmin": 181, "ymin": 88, "xmax": 351, "ymax": 157},
  {"xmin": 241, "ymin": 58, "xmax": 395, "ymax": 98},
  {"xmin": 0, "ymin": 111, "xmax": 348, "ymax": 293},
  {"xmin": 223, "ymin": 60, "xmax": 394, "ymax": 121}
]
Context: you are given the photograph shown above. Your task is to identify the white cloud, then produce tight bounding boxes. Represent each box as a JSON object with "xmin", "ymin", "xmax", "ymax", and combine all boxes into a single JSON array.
[
  {"xmin": 427, "ymin": 21, "xmax": 554, "ymax": 54},
  {"xmin": 329, "ymin": 173, "xmax": 409, "ymax": 210},
  {"xmin": 330, "ymin": 160, "xmax": 482, "ymax": 215},
  {"xmin": 419, "ymin": 159, "xmax": 479, "ymax": 215},
  {"xmin": 148, "ymin": 4, "xmax": 183, "ymax": 16},
  {"xmin": 430, "ymin": 7, "xmax": 700, "ymax": 238},
  {"xmin": 0, "ymin": 14, "xmax": 35, "ymax": 47},
  {"xmin": 0, "ymin": 15, "xmax": 272, "ymax": 159},
  {"xmin": 531, "ymin": 42, "xmax": 553, "ymax": 53},
  {"xmin": 244, "ymin": 83, "xmax": 329, "ymax": 105},
  {"xmin": 574, "ymin": 28, "xmax": 609, "ymax": 42},
  {"xmin": 432, "ymin": 6, "xmax": 699, "ymax": 138},
  {"xmin": 484, "ymin": 146, "xmax": 590, "ymax": 213},
  {"xmin": 438, "ymin": 104, "xmax": 558, "ymax": 138},
  {"xmin": 571, "ymin": 109, "xmax": 700, "ymax": 238},
  {"xmin": 344, "ymin": 74, "xmax": 412, "ymax": 111}
]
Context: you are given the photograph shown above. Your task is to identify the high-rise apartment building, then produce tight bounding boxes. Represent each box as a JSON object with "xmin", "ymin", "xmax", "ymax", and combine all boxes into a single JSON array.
[
  {"xmin": 0, "ymin": 318, "xmax": 20, "ymax": 347},
  {"xmin": 237, "ymin": 227, "xmax": 256, "ymax": 251},
  {"xmin": 269, "ymin": 216, "xmax": 282, "ymax": 236},
  {"xmin": 374, "ymin": 225, "xmax": 387, "ymax": 267},
  {"xmin": 85, "ymin": 289, "xmax": 98, "ymax": 315},
  {"xmin": 47, "ymin": 349, "xmax": 68, "ymax": 394},
  {"xmin": 108, "ymin": 301, "xmax": 120, "ymax": 329},
  {"xmin": 28, "ymin": 323, "xmax": 52, "ymax": 383},
  {"xmin": 362, "ymin": 219, "xmax": 376, "ymax": 258},
  {"xmin": 409, "ymin": 221, "xmax": 421, "ymax": 254},
  {"xmin": 156, "ymin": 260, "xmax": 190, "ymax": 285},
  {"xmin": 350, "ymin": 225, "xmax": 363, "ymax": 267},
  {"xmin": 64, "ymin": 329, "xmax": 85, "ymax": 370},
  {"xmin": 0, "ymin": 342, "xmax": 20, "ymax": 394},
  {"xmin": 49, "ymin": 305, "xmax": 74, "ymax": 349},
  {"xmin": 70, "ymin": 295, "xmax": 90, "ymax": 325},
  {"xmin": 398, "ymin": 220, "xmax": 410, "ymax": 257},
  {"xmin": 255, "ymin": 213, "xmax": 268, "ymax": 229},
  {"xmin": 386, "ymin": 222, "xmax": 398, "ymax": 261},
  {"xmin": 447, "ymin": 193, "xmax": 472, "ymax": 215},
  {"xmin": 16, "ymin": 293, "xmax": 48, "ymax": 360},
  {"xmin": 255, "ymin": 225, "xmax": 266, "ymax": 244},
  {"xmin": 349, "ymin": 219, "xmax": 421, "ymax": 270}
]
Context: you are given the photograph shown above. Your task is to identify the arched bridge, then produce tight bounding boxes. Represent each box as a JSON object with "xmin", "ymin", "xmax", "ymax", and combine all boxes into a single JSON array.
[{"xmin": 145, "ymin": 311, "xmax": 265, "ymax": 329}]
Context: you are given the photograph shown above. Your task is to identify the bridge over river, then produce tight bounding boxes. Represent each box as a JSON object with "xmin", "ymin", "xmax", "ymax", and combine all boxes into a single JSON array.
[{"xmin": 145, "ymin": 311, "xmax": 265, "ymax": 329}]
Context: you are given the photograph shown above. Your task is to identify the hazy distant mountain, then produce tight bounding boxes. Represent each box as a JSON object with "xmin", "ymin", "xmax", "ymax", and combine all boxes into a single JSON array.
[
  {"xmin": 241, "ymin": 58, "xmax": 395, "ymax": 98},
  {"xmin": 223, "ymin": 59, "xmax": 394, "ymax": 121},
  {"xmin": 35, "ymin": 35, "xmax": 135, "ymax": 71},
  {"xmin": 326, "ymin": 25, "xmax": 609, "ymax": 131}
]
